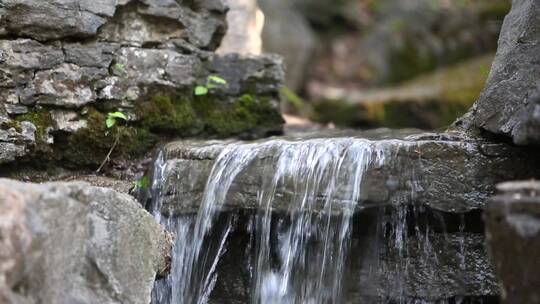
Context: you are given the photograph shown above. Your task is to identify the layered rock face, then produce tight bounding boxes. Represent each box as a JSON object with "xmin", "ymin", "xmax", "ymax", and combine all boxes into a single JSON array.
[
  {"xmin": 484, "ymin": 181, "xmax": 540, "ymax": 304},
  {"xmin": 464, "ymin": 0, "xmax": 540, "ymax": 145},
  {"xmin": 0, "ymin": 179, "xmax": 171, "ymax": 304},
  {"xmin": 0, "ymin": 0, "xmax": 285, "ymax": 167}
]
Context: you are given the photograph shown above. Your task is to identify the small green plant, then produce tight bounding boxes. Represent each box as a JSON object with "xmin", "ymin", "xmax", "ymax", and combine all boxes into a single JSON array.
[
  {"xmin": 113, "ymin": 63, "xmax": 126, "ymax": 74},
  {"xmin": 106, "ymin": 111, "xmax": 128, "ymax": 129},
  {"xmin": 97, "ymin": 111, "xmax": 128, "ymax": 173},
  {"xmin": 134, "ymin": 176, "xmax": 150, "ymax": 191},
  {"xmin": 194, "ymin": 75, "xmax": 227, "ymax": 96}
]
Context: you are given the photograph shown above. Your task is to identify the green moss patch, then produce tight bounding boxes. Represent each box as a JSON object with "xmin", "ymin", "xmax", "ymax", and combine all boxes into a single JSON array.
[
  {"xmin": 59, "ymin": 109, "xmax": 156, "ymax": 167},
  {"xmin": 312, "ymin": 54, "xmax": 493, "ymax": 130},
  {"xmin": 12, "ymin": 93, "xmax": 283, "ymax": 168},
  {"xmin": 16, "ymin": 110, "xmax": 54, "ymax": 141},
  {"xmin": 137, "ymin": 94, "xmax": 284, "ymax": 138}
]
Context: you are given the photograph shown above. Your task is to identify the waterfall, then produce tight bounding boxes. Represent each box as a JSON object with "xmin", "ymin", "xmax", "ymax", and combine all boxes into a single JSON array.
[
  {"xmin": 149, "ymin": 138, "xmax": 384, "ymax": 303},
  {"xmin": 253, "ymin": 139, "xmax": 383, "ymax": 304},
  {"xmin": 147, "ymin": 137, "xmax": 495, "ymax": 303},
  {"xmin": 150, "ymin": 144, "xmax": 264, "ymax": 303}
]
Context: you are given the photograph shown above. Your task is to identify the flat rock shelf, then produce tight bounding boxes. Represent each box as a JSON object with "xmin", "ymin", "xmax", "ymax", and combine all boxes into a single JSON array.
[
  {"xmin": 152, "ymin": 130, "xmax": 540, "ymax": 216},
  {"xmin": 146, "ymin": 130, "xmax": 540, "ymax": 303}
]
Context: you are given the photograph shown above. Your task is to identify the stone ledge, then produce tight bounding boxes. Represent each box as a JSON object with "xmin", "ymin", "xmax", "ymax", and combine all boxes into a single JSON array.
[{"xmin": 153, "ymin": 131, "xmax": 540, "ymax": 215}]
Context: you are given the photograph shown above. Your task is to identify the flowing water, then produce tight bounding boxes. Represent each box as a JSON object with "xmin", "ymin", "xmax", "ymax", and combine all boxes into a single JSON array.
[{"xmin": 147, "ymin": 138, "xmax": 494, "ymax": 304}]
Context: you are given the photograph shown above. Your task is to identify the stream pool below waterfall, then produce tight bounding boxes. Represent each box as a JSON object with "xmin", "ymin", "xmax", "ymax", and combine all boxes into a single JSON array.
[{"xmin": 143, "ymin": 130, "xmax": 535, "ymax": 304}]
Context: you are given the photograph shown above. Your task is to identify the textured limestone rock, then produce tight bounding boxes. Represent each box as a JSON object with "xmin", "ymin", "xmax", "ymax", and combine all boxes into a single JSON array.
[
  {"xmin": 0, "ymin": 0, "xmax": 227, "ymax": 48},
  {"xmin": 153, "ymin": 131, "xmax": 540, "ymax": 216},
  {"xmin": 465, "ymin": 0, "xmax": 540, "ymax": 145},
  {"xmin": 0, "ymin": 0, "xmax": 285, "ymax": 166},
  {"xmin": 484, "ymin": 181, "xmax": 540, "ymax": 304},
  {"xmin": 0, "ymin": 179, "xmax": 170, "ymax": 304}
]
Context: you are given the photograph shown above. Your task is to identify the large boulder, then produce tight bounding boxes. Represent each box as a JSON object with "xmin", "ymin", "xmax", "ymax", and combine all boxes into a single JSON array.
[
  {"xmin": 484, "ymin": 181, "xmax": 540, "ymax": 304},
  {"xmin": 0, "ymin": 179, "xmax": 170, "ymax": 304},
  {"xmin": 464, "ymin": 0, "xmax": 540, "ymax": 145},
  {"xmin": 0, "ymin": 0, "xmax": 285, "ymax": 167}
]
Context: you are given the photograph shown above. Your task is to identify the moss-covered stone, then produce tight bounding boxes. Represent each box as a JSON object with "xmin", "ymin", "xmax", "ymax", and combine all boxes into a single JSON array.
[
  {"xmin": 137, "ymin": 93, "xmax": 284, "ymax": 139},
  {"xmin": 312, "ymin": 55, "xmax": 493, "ymax": 130},
  {"xmin": 15, "ymin": 110, "xmax": 54, "ymax": 141},
  {"xmin": 8, "ymin": 93, "xmax": 283, "ymax": 168},
  {"xmin": 59, "ymin": 109, "xmax": 157, "ymax": 167},
  {"xmin": 195, "ymin": 94, "xmax": 284, "ymax": 137},
  {"xmin": 0, "ymin": 119, "xmax": 22, "ymax": 132},
  {"xmin": 137, "ymin": 95, "xmax": 200, "ymax": 135}
]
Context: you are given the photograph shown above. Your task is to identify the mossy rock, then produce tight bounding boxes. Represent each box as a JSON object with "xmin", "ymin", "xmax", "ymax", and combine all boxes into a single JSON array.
[
  {"xmin": 57, "ymin": 109, "xmax": 157, "ymax": 167},
  {"xmin": 11, "ymin": 91, "xmax": 283, "ymax": 168},
  {"xmin": 312, "ymin": 54, "xmax": 493, "ymax": 130},
  {"xmin": 16, "ymin": 110, "xmax": 54, "ymax": 140},
  {"xmin": 137, "ymin": 93, "xmax": 284, "ymax": 139}
]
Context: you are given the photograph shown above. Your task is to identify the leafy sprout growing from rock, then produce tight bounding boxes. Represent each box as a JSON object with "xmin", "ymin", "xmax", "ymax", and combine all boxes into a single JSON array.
[
  {"xmin": 134, "ymin": 175, "xmax": 150, "ymax": 191},
  {"xmin": 113, "ymin": 63, "xmax": 126, "ymax": 75},
  {"xmin": 97, "ymin": 111, "xmax": 128, "ymax": 173},
  {"xmin": 194, "ymin": 75, "xmax": 227, "ymax": 96}
]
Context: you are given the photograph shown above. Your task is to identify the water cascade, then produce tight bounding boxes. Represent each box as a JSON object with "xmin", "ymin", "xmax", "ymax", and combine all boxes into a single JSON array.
[{"xmin": 146, "ymin": 134, "xmax": 508, "ymax": 303}]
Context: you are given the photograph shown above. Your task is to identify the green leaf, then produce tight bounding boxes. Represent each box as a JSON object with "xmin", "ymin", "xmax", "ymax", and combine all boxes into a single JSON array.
[
  {"xmin": 106, "ymin": 117, "xmax": 116, "ymax": 129},
  {"xmin": 134, "ymin": 176, "xmax": 150, "ymax": 190},
  {"xmin": 114, "ymin": 63, "xmax": 125, "ymax": 72},
  {"xmin": 208, "ymin": 75, "xmax": 227, "ymax": 85},
  {"xmin": 108, "ymin": 111, "xmax": 128, "ymax": 121},
  {"xmin": 194, "ymin": 85, "xmax": 209, "ymax": 96}
]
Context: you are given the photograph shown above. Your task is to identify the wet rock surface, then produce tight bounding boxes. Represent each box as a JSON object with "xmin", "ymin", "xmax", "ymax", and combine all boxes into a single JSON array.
[
  {"xmin": 153, "ymin": 131, "xmax": 540, "ymax": 216},
  {"xmin": 0, "ymin": 178, "xmax": 170, "ymax": 304},
  {"xmin": 157, "ymin": 208, "xmax": 498, "ymax": 303},
  {"xmin": 465, "ymin": 0, "xmax": 540, "ymax": 145},
  {"xmin": 0, "ymin": 0, "xmax": 285, "ymax": 167},
  {"xmin": 484, "ymin": 181, "xmax": 540, "ymax": 304}
]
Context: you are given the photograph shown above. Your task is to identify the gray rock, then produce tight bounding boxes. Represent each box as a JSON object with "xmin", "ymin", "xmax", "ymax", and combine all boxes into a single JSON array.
[
  {"xmin": 347, "ymin": 229, "xmax": 498, "ymax": 302},
  {"xmin": 204, "ymin": 53, "xmax": 285, "ymax": 96},
  {"xmin": 32, "ymin": 63, "xmax": 104, "ymax": 108},
  {"xmin": 512, "ymin": 88, "xmax": 540, "ymax": 145},
  {"xmin": 0, "ymin": 183, "xmax": 31, "ymax": 304},
  {"xmin": 0, "ymin": 0, "xmax": 226, "ymax": 47},
  {"xmin": 0, "ymin": 0, "xmax": 284, "ymax": 166},
  {"xmin": 156, "ymin": 131, "xmax": 540, "ymax": 216},
  {"xmin": 0, "ymin": 142, "xmax": 26, "ymax": 164},
  {"xmin": 467, "ymin": 0, "xmax": 540, "ymax": 145},
  {"xmin": 0, "ymin": 179, "xmax": 171, "ymax": 304},
  {"xmin": 51, "ymin": 110, "xmax": 88, "ymax": 132},
  {"xmin": 484, "ymin": 181, "xmax": 540, "ymax": 304},
  {"xmin": 0, "ymin": 0, "xmax": 109, "ymax": 41},
  {"xmin": 64, "ymin": 42, "xmax": 119, "ymax": 68},
  {"xmin": 96, "ymin": 1, "xmax": 184, "ymax": 47},
  {"xmin": 4, "ymin": 103, "xmax": 27, "ymax": 114}
]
